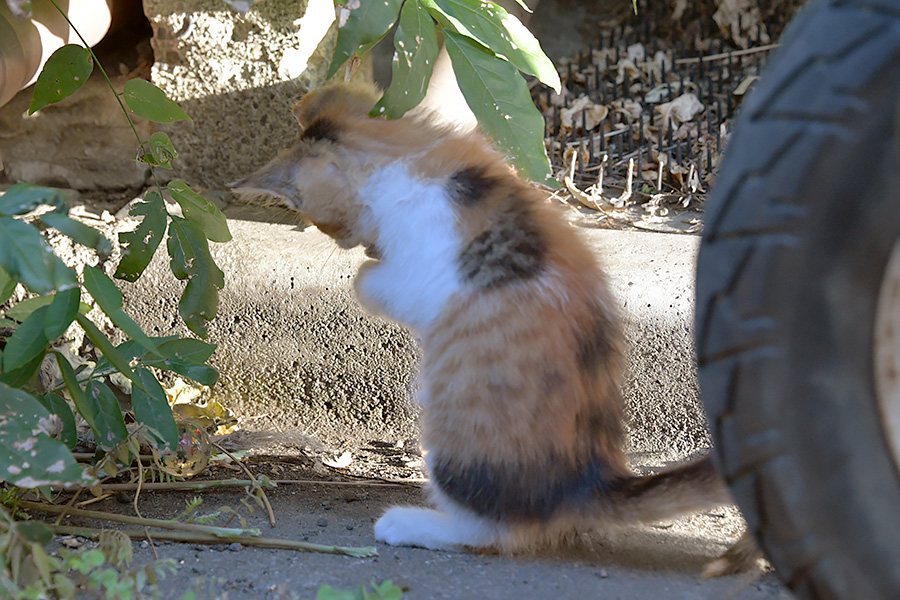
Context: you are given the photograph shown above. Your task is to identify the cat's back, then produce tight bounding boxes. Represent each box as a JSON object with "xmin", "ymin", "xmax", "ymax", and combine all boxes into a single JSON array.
[{"xmin": 412, "ymin": 132, "xmax": 631, "ymax": 519}]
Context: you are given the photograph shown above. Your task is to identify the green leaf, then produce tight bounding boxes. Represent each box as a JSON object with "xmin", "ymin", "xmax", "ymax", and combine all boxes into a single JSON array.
[
  {"xmin": 316, "ymin": 586, "xmax": 352, "ymax": 600},
  {"xmin": 55, "ymin": 351, "xmax": 94, "ymax": 427},
  {"xmin": 37, "ymin": 393, "xmax": 78, "ymax": 449},
  {"xmin": 122, "ymin": 79, "xmax": 191, "ymax": 123},
  {"xmin": 95, "ymin": 337, "xmax": 218, "ymax": 387},
  {"xmin": 17, "ymin": 520, "xmax": 53, "ymax": 546},
  {"xmin": 158, "ymin": 338, "xmax": 216, "ymax": 365},
  {"xmin": 443, "ymin": 32, "xmax": 553, "ymax": 185},
  {"xmin": 328, "ymin": 0, "xmax": 404, "ymax": 78},
  {"xmin": 166, "ymin": 181, "xmax": 231, "ymax": 243},
  {"xmin": 44, "ymin": 287, "xmax": 81, "ymax": 340},
  {"xmin": 131, "ymin": 368, "xmax": 178, "ymax": 451},
  {"xmin": 83, "ymin": 381, "xmax": 128, "ymax": 450},
  {"xmin": 4, "ymin": 292, "xmax": 89, "ymax": 323},
  {"xmin": 0, "ymin": 216, "xmax": 78, "ymax": 294},
  {"xmin": 370, "ymin": 580, "xmax": 403, "ymax": 600},
  {"xmin": 372, "ymin": 0, "xmax": 439, "ymax": 118},
  {"xmin": 92, "ymin": 336, "xmax": 175, "ymax": 375},
  {"xmin": 166, "ymin": 217, "xmax": 225, "ymax": 338},
  {"xmin": 114, "ymin": 192, "xmax": 168, "ymax": 283},
  {"xmin": 423, "ymin": 0, "xmax": 559, "ymax": 92},
  {"xmin": 2, "ymin": 305, "xmax": 51, "ymax": 372},
  {"xmin": 28, "ymin": 44, "xmax": 93, "ymax": 114},
  {"xmin": 0, "ymin": 265, "xmax": 15, "ymax": 305},
  {"xmin": 4, "ymin": 293, "xmax": 53, "ymax": 322},
  {"xmin": 82, "ymin": 266, "xmax": 161, "ymax": 358},
  {"xmin": 150, "ymin": 339, "xmax": 218, "ymax": 386},
  {"xmin": 0, "ymin": 183, "xmax": 69, "ymax": 216},
  {"xmin": 141, "ymin": 131, "xmax": 178, "ymax": 169},
  {"xmin": 0, "ymin": 350, "xmax": 44, "ymax": 388},
  {"xmin": 74, "ymin": 313, "xmax": 140, "ymax": 387},
  {"xmin": 0, "ymin": 383, "xmax": 92, "ymax": 487},
  {"xmin": 39, "ymin": 212, "xmax": 112, "ymax": 255}
]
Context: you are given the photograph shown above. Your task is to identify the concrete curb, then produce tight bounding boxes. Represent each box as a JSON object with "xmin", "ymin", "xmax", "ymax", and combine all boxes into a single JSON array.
[{"xmin": 122, "ymin": 209, "xmax": 706, "ymax": 463}]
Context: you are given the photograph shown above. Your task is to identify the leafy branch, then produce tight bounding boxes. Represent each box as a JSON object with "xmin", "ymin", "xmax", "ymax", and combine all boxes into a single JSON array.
[
  {"xmin": 331, "ymin": 0, "xmax": 560, "ymax": 185},
  {"xmin": 1, "ymin": 0, "xmax": 229, "ymax": 507}
]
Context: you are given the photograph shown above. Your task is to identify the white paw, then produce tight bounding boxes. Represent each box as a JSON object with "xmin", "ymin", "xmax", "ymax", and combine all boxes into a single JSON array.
[
  {"xmin": 374, "ymin": 506, "xmax": 439, "ymax": 548},
  {"xmin": 374, "ymin": 505, "xmax": 496, "ymax": 550}
]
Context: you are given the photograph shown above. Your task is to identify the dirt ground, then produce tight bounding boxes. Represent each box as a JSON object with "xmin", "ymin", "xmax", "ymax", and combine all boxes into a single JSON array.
[{"xmin": 41, "ymin": 454, "xmax": 792, "ymax": 600}]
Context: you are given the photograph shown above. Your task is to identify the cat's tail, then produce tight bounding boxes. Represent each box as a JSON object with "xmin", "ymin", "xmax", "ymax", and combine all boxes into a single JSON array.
[
  {"xmin": 594, "ymin": 458, "xmax": 765, "ymax": 575},
  {"xmin": 601, "ymin": 457, "xmax": 734, "ymax": 524}
]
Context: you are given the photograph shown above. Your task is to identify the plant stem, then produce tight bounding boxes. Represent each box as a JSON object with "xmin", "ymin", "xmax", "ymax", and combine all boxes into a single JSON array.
[
  {"xmin": 47, "ymin": 0, "xmax": 163, "ymax": 188},
  {"xmin": 49, "ymin": 525, "xmax": 378, "ymax": 557},
  {"xmin": 85, "ymin": 479, "xmax": 267, "ymax": 492},
  {"xmin": 71, "ymin": 453, "xmax": 157, "ymax": 463},
  {"xmin": 212, "ymin": 442, "xmax": 276, "ymax": 527},
  {"xmin": 271, "ymin": 478, "xmax": 425, "ymax": 487},
  {"xmin": 19, "ymin": 500, "xmax": 260, "ymax": 538}
]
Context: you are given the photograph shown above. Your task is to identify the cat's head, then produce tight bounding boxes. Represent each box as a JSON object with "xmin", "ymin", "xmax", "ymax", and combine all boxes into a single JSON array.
[{"xmin": 230, "ymin": 81, "xmax": 382, "ymax": 251}]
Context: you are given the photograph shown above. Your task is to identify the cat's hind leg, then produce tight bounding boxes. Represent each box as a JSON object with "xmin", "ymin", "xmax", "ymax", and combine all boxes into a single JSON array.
[{"xmin": 374, "ymin": 505, "xmax": 500, "ymax": 550}]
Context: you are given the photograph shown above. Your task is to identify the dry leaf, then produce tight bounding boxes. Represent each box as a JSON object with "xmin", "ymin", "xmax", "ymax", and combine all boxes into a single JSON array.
[
  {"xmin": 712, "ymin": 0, "xmax": 770, "ymax": 48},
  {"xmin": 733, "ymin": 75, "xmax": 759, "ymax": 97},
  {"xmin": 644, "ymin": 84, "xmax": 674, "ymax": 104},
  {"xmin": 616, "ymin": 59, "xmax": 641, "ymax": 84},
  {"xmin": 166, "ymin": 377, "xmax": 207, "ymax": 405},
  {"xmin": 674, "ymin": 121, "xmax": 698, "ymax": 141},
  {"xmin": 560, "ymin": 96, "xmax": 609, "ymax": 132},
  {"xmin": 669, "ymin": 161, "xmax": 689, "ymax": 175},
  {"xmin": 611, "ymin": 98, "xmax": 643, "ymax": 120},
  {"xmin": 627, "ymin": 43, "xmax": 646, "ymax": 64},
  {"xmin": 323, "ymin": 451, "xmax": 353, "ymax": 469},
  {"xmin": 641, "ymin": 169, "xmax": 658, "ymax": 182},
  {"xmin": 657, "ymin": 93, "xmax": 704, "ymax": 130}
]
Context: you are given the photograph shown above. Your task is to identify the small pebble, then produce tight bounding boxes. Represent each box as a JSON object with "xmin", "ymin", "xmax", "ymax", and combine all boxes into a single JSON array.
[
  {"xmin": 316, "ymin": 518, "xmax": 328, "ymax": 528},
  {"xmin": 140, "ymin": 540, "xmax": 149, "ymax": 549},
  {"xmin": 598, "ymin": 569, "xmax": 609, "ymax": 579},
  {"xmin": 346, "ymin": 524, "xmax": 354, "ymax": 531},
  {"xmin": 227, "ymin": 543, "xmax": 243, "ymax": 551}
]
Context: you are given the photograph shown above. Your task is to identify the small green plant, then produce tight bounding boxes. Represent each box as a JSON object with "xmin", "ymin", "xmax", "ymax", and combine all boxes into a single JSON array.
[
  {"xmin": 1, "ymin": 1, "xmax": 228, "ymax": 491},
  {"xmin": 0, "ymin": 504, "xmax": 177, "ymax": 599},
  {"xmin": 1, "ymin": 2, "xmax": 230, "ymax": 596},
  {"xmin": 316, "ymin": 580, "xmax": 404, "ymax": 600}
]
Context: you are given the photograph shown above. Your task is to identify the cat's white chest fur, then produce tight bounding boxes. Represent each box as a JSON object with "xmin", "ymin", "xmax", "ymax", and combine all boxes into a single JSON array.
[{"xmin": 355, "ymin": 162, "xmax": 463, "ymax": 332}]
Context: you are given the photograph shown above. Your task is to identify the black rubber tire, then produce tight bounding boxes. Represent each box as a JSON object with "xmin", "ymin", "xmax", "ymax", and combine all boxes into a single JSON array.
[{"xmin": 695, "ymin": 1, "xmax": 900, "ymax": 599}]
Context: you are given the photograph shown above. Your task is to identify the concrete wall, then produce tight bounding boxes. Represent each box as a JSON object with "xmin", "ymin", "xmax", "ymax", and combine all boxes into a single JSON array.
[{"xmin": 120, "ymin": 210, "xmax": 708, "ymax": 463}]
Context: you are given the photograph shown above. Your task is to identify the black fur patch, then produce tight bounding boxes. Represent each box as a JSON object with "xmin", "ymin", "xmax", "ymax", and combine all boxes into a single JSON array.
[
  {"xmin": 447, "ymin": 166, "xmax": 496, "ymax": 206},
  {"xmin": 431, "ymin": 453, "xmax": 612, "ymax": 521},
  {"xmin": 576, "ymin": 309, "xmax": 617, "ymax": 371},
  {"xmin": 301, "ymin": 118, "xmax": 340, "ymax": 142},
  {"xmin": 458, "ymin": 206, "xmax": 546, "ymax": 289}
]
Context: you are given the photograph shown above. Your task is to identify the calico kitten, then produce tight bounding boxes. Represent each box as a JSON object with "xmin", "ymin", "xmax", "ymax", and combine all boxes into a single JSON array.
[{"xmin": 233, "ymin": 81, "xmax": 737, "ymax": 554}]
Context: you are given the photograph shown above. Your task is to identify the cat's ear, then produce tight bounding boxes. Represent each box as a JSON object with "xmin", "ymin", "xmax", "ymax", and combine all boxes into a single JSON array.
[
  {"xmin": 230, "ymin": 152, "xmax": 302, "ymax": 207},
  {"xmin": 292, "ymin": 81, "xmax": 380, "ymax": 128}
]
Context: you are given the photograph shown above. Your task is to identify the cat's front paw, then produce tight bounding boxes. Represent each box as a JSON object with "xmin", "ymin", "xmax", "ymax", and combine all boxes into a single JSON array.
[
  {"xmin": 353, "ymin": 260, "xmax": 388, "ymax": 316},
  {"xmin": 374, "ymin": 506, "xmax": 495, "ymax": 550},
  {"xmin": 374, "ymin": 506, "xmax": 437, "ymax": 548}
]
